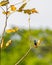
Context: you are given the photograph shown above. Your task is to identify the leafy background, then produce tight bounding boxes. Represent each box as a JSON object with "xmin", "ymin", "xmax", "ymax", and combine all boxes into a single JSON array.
[{"xmin": 0, "ymin": 29, "xmax": 52, "ymax": 65}]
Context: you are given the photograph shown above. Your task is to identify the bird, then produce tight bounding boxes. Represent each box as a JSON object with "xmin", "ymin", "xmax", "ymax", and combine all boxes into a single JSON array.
[{"xmin": 34, "ymin": 39, "xmax": 41, "ymax": 48}]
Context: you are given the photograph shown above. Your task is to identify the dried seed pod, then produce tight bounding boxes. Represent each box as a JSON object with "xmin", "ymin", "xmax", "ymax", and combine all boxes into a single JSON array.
[
  {"xmin": 18, "ymin": 3, "xmax": 27, "ymax": 12},
  {"xmin": 31, "ymin": 8, "xmax": 38, "ymax": 13},
  {"xmin": 24, "ymin": 9, "xmax": 31, "ymax": 15},
  {"xmin": 0, "ymin": 1, "xmax": 9, "ymax": 6},
  {"xmin": 22, "ymin": 0, "xmax": 26, "ymax": 2},
  {"xmin": 6, "ymin": 40, "xmax": 12, "ymax": 47}
]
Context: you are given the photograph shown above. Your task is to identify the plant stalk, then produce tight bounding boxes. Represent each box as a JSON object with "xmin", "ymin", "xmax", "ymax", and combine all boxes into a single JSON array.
[
  {"xmin": 0, "ymin": 5, "xmax": 8, "ymax": 43},
  {"xmin": 15, "ymin": 47, "xmax": 32, "ymax": 65}
]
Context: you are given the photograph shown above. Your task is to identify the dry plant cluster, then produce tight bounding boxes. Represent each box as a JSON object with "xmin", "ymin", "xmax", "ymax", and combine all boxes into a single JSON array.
[{"xmin": 0, "ymin": 0, "xmax": 42, "ymax": 65}]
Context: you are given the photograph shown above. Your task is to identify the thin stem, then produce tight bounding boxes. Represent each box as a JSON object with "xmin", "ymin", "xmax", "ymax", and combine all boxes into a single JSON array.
[
  {"xmin": 14, "ymin": 0, "xmax": 30, "ymax": 6},
  {"xmin": 14, "ymin": 1, "xmax": 23, "ymax": 6},
  {"xmin": 0, "ymin": 6, "xmax": 5, "ymax": 11},
  {"xmin": 28, "ymin": 15, "xmax": 31, "ymax": 40},
  {"xmin": 0, "ymin": 5, "xmax": 8, "ymax": 43},
  {"xmin": 28, "ymin": 15, "xmax": 31, "ymax": 33},
  {"xmin": 15, "ymin": 15, "xmax": 31, "ymax": 65},
  {"xmin": 15, "ymin": 47, "xmax": 32, "ymax": 65},
  {"xmin": 28, "ymin": 15, "xmax": 32, "ymax": 48}
]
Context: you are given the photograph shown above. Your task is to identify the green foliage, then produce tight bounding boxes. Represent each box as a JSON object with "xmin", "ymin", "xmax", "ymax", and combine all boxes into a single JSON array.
[{"xmin": 0, "ymin": 29, "xmax": 52, "ymax": 65}]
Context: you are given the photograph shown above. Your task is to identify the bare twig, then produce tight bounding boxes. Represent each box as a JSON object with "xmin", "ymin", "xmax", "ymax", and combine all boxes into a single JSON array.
[
  {"xmin": 14, "ymin": 1, "xmax": 23, "ymax": 6},
  {"xmin": 15, "ymin": 47, "xmax": 32, "ymax": 65}
]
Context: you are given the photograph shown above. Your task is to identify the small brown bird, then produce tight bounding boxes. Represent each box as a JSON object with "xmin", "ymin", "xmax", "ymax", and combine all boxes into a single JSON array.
[{"xmin": 34, "ymin": 39, "xmax": 41, "ymax": 48}]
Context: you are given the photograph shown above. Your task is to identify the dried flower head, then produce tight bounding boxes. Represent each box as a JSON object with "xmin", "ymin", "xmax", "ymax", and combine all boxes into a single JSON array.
[
  {"xmin": 31, "ymin": 8, "xmax": 38, "ymax": 13},
  {"xmin": 10, "ymin": 5, "xmax": 16, "ymax": 11}
]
